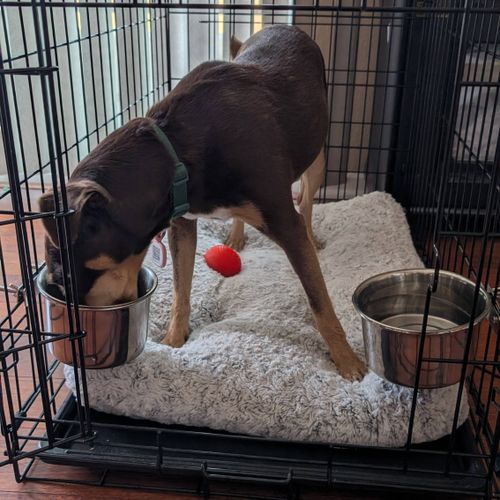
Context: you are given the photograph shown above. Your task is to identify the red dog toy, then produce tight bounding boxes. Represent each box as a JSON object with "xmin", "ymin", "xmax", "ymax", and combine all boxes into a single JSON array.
[{"xmin": 204, "ymin": 244, "xmax": 242, "ymax": 277}]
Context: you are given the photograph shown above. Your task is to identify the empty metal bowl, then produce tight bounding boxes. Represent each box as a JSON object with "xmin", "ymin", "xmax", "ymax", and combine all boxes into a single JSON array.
[
  {"xmin": 352, "ymin": 269, "xmax": 490, "ymax": 388},
  {"xmin": 37, "ymin": 266, "xmax": 157, "ymax": 369}
]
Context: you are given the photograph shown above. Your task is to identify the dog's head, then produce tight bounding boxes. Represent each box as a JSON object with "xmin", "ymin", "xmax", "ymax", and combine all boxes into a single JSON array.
[{"xmin": 39, "ymin": 118, "xmax": 175, "ymax": 306}]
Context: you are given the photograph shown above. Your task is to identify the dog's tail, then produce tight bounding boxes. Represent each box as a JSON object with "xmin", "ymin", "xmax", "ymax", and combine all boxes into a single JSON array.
[
  {"xmin": 319, "ymin": 47, "xmax": 328, "ymax": 95},
  {"xmin": 230, "ymin": 36, "xmax": 243, "ymax": 60},
  {"xmin": 295, "ymin": 179, "xmax": 305, "ymax": 206}
]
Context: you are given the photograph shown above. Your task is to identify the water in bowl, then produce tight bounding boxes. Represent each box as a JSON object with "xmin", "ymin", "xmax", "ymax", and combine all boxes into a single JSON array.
[{"xmin": 382, "ymin": 313, "xmax": 459, "ymax": 332}]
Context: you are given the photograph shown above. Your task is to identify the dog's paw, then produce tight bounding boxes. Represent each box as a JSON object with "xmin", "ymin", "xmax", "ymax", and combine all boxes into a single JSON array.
[
  {"xmin": 225, "ymin": 233, "xmax": 247, "ymax": 252},
  {"xmin": 161, "ymin": 335, "xmax": 185, "ymax": 348},
  {"xmin": 161, "ymin": 325, "xmax": 189, "ymax": 348},
  {"xmin": 330, "ymin": 347, "xmax": 367, "ymax": 381}
]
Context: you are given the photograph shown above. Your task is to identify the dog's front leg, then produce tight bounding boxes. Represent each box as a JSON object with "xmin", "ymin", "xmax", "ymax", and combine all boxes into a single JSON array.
[
  {"xmin": 265, "ymin": 203, "xmax": 367, "ymax": 380},
  {"xmin": 161, "ymin": 217, "xmax": 197, "ymax": 348}
]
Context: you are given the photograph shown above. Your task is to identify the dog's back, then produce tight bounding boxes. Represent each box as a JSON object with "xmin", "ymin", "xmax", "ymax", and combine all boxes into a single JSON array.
[
  {"xmin": 234, "ymin": 25, "xmax": 326, "ymax": 90},
  {"xmin": 233, "ymin": 25, "xmax": 328, "ymax": 176}
]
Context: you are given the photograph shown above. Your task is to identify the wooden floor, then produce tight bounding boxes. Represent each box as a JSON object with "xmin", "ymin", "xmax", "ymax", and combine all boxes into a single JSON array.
[
  {"xmin": 0, "ymin": 209, "xmax": 491, "ymax": 499},
  {"xmin": 0, "ymin": 453, "xmax": 447, "ymax": 500},
  {"xmin": 0, "ymin": 467, "xmax": 446, "ymax": 500}
]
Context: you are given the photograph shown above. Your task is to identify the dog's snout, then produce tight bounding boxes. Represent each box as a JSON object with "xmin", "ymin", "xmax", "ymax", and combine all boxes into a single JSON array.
[
  {"xmin": 84, "ymin": 254, "xmax": 144, "ymax": 307},
  {"xmin": 45, "ymin": 277, "xmax": 66, "ymax": 301}
]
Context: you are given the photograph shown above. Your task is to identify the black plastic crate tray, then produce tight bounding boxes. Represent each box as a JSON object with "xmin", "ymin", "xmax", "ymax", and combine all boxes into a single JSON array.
[{"xmin": 37, "ymin": 395, "xmax": 488, "ymax": 497}]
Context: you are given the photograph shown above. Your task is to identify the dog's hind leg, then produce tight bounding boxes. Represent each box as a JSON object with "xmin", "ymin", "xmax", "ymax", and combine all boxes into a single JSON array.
[
  {"xmin": 225, "ymin": 217, "xmax": 246, "ymax": 251},
  {"xmin": 161, "ymin": 217, "xmax": 197, "ymax": 348},
  {"xmin": 298, "ymin": 148, "xmax": 325, "ymax": 250},
  {"xmin": 262, "ymin": 197, "xmax": 366, "ymax": 380},
  {"xmin": 223, "ymin": 37, "xmax": 247, "ymax": 252}
]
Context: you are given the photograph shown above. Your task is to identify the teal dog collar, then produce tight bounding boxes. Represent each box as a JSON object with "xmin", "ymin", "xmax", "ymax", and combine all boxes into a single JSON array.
[{"xmin": 150, "ymin": 123, "xmax": 190, "ymax": 219}]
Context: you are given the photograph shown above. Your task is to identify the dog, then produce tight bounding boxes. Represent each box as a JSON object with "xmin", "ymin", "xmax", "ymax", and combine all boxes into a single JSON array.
[{"xmin": 39, "ymin": 25, "xmax": 366, "ymax": 380}]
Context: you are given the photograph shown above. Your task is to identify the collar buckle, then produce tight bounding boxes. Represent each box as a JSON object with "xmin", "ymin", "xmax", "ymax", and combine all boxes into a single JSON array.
[{"xmin": 171, "ymin": 162, "xmax": 190, "ymax": 219}]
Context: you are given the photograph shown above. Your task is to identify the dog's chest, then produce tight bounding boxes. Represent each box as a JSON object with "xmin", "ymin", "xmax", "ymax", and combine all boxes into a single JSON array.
[{"xmin": 183, "ymin": 207, "xmax": 233, "ymax": 221}]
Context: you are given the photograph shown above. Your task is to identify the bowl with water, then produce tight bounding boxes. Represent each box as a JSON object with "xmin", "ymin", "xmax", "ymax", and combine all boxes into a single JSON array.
[{"xmin": 353, "ymin": 269, "xmax": 490, "ymax": 388}]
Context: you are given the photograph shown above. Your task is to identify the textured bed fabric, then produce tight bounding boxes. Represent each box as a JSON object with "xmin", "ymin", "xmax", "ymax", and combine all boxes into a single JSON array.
[{"xmin": 65, "ymin": 192, "xmax": 468, "ymax": 446}]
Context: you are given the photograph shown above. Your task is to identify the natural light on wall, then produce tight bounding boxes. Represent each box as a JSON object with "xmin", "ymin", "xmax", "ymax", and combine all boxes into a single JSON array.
[
  {"xmin": 253, "ymin": 0, "xmax": 263, "ymax": 34},
  {"xmin": 217, "ymin": 1, "xmax": 224, "ymax": 60},
  {"xmin": 111, "ymin": 4, "xmax": 117, "ymax": 29},
  {"xmin": 76, "ymin": 0, "xmax": 82, "ymax": 34}
]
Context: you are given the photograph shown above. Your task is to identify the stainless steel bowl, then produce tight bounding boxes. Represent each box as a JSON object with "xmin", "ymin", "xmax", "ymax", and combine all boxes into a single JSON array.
[
  {"xmin": 352, "ymin": 269, "xmax": 490, "ymax": 388},
  {"xmin": 37, "ymin": 266, "xmax": 158, "ymax": 369}
]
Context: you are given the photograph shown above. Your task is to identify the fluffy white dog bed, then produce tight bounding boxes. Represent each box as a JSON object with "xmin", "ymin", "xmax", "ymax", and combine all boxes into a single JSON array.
[{"xmin": 65, "ymin": 192, "xmax": 468, "ymax": 447}]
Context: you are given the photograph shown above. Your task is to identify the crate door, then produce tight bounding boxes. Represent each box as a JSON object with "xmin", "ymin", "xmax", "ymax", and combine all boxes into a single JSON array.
[{"xmin": 0, "ymin": 2, "xmax": 92, "ymax": 480}]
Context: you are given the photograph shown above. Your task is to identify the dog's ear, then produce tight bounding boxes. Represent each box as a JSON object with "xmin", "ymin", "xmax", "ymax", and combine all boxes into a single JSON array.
[
  {"xmin": 39, "ymin": 180, "xmax": 112, "ymax": 247},
  {"xmin": 230, "ymin": 36, "xmax": 243, "ymax": 60}
]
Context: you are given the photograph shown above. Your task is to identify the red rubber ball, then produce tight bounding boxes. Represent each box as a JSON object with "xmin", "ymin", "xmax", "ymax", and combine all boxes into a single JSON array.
[{"xmin": 204, "ymin": 244, "xmax": 242, "ymax": 277}]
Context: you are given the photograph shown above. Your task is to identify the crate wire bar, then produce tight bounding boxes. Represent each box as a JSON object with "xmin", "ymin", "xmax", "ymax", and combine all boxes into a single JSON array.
[{"xmin": 0, "ymin": 0, "xmax": 498, "ymax": 498}]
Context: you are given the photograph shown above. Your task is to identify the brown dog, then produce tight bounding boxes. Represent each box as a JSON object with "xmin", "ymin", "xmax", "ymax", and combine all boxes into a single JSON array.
[{"xmin": 39, "ymin": 26, "xmax": 366, "ymax": 380}]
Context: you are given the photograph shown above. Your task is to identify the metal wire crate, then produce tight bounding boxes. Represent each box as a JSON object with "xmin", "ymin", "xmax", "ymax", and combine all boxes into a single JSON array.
[{"xmin": 0, "ymin": 0, "xmax": 498, "ymax": 498}]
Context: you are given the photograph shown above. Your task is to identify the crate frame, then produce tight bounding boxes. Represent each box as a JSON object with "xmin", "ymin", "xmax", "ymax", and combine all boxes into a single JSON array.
[{"xmin": 0, "ymin": 1, "xmax": 498, "ymax": 498}]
